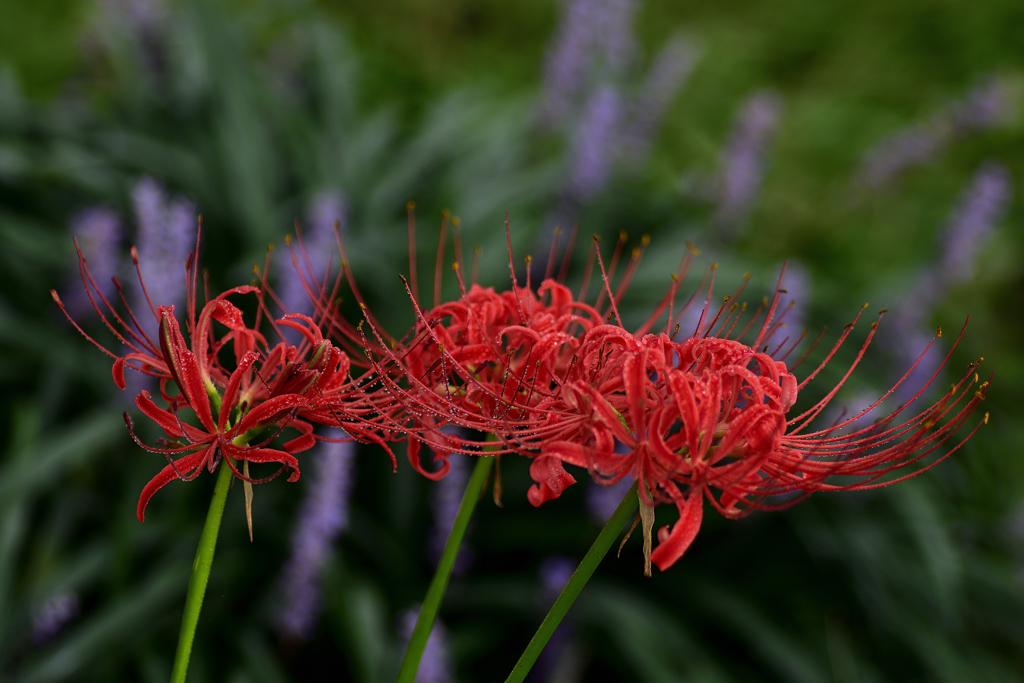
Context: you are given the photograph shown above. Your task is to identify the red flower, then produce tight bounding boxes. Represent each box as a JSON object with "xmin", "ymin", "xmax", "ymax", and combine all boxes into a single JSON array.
[
  {"xmin": 128, "ymin": 304, "xmax": 314, "ymax": 521},
  {"xmin": 518, "ymin": 272, "xmax": 988, "ymax": 573},
  {"xmin": 55, "ymin": 230, "xmax": 396, "ymax": 521}
]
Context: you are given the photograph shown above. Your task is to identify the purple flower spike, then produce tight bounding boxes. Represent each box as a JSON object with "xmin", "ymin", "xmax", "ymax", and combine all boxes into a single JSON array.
[
  {"xmin": 714, "ymin": 91, "xmax": 783, "ymax": 235},
  {"xmin": 429, "ymin": 448, "xmax": 474, "ymax": 575},
  {"xmin": 540, "ymin": 0, "xmax": 637, "ymax": 128},
  {"xmin": 398, "ymin": 607, "xmax": 453, "ymax": 683},
  {"xmin": 129, "ymin": 177, "xmax": 195, "ymax": 338},
  {"xmin": 883, "ymin": 162, "xmax": 1010, "ymax": 403},
  {"xmin": 277, "ymin": 190, "xmax": 347, "ymax": 322},
  {"xmin": 31, "ymin": 592, "xmax": 80, "ymax": 645},
  {"xmin": 277, "ymin": 430, "xmax": 356, "ymax": 640},
  {"xmin": 568, "ymin": 86, "xmax": 623, "ymax": 200},
  {"xmin": 63, "ymin": 206, "xmax": 122, "ymax": 319},
  {"xmin": 586, "ymin": 476, "xmax": 634, "ymax": 524},
  {"xmin": 539, "ymin": 557, "xmax": 575, "ymax": 604},
  {"xmin": 98, "ymin": 0, "xmax": 166, "ymax": 38},
  {"xmin": 857, "ymin": 77, "xmax": 1012, "ymax": 190},
  {"xmin": 765, "ymin": 262, "xmax": 811, "ymax": 351},
  {"xmin": 622, "ymin": 36, "xmax": 698, "ymax": 163},
  {"xmin": 939, "ymin": 162, "xmax": 1011, "ymax": 282}
]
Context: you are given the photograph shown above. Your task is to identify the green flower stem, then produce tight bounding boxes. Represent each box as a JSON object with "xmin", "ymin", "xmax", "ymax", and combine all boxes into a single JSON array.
[
  {"xmin": 396, "ymin": 453, "xmax": 496, "ymax": 683},
  {"xmin": 169, "ymin": 460, "xmax": 233, "ymax": 683},
  {"xmin": 505, "ymin": 480, "xmax": 640, "ymax": 683}
]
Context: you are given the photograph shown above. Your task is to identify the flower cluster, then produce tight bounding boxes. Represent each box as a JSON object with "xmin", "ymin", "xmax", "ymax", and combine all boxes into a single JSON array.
[
  {"xmin": 347, "ymin": 219, "xmax": 988, "ymax": 574},
  {"xmin": 57, "ymin": 215, "xmax": 988, "ymax": 577}
]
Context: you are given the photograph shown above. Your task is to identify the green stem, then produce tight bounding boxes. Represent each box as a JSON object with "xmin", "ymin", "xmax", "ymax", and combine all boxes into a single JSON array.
[
  {"xmin": 169, "ymin": 461, "xmax": 233, "ymax": 683},
  {"xmin": 396, "ymin": 454, "xmax": 495, "ymax": 683},
  {"xmin": 505, "ymin": 481, "xmax": 639, "ymax": 683}
]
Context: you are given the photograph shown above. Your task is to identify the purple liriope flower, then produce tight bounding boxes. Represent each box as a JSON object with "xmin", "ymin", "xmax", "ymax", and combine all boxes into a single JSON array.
[
  {"xmin": 539, "ymin": 557, "xmax": 575, "ymax": 603},
  {"xmin": 31, "ymin": 592, "xmax": 80, "ymax": 645},
  {"xmin": 277, "ymin": 430, "xmax": 356, "ymax": 640},
  {"xmin": 883, "ymin": 162, "xmax": 1010, "ymax": 404},
  {"xmin": 398, "ymin": 608, "xmax": 453, "ymax": 683},
  {"xmin": 276, "ymin": 190, "xmax": 346, "ymax": 325},
  {"xmin": 568, "ymin": 86, "xmax": 623, "ymax": 201},
  {"xmin": 532, "ymin": 558, "xmax": 582, "ymax": 683},
  {"xmin": 948, "ymin": 77, "xmax": 1013, "ymax": 134},
  {"xmin": 129, "ymin": 177, "xmax": 195, "ymax": 338},
  {"xmin": 764, "ymin": 262, "xmax": 811, "ymax": 352},
  {"xmin": 429, "ymin": 449, "xmax": 474, "ymax": 576},
  {"xmin": 938, "ymin": 162, "xmax": 1011, "ymax": 282},
  {"xmin": 856, "ymin": 77, "xmax": 1011, "ymax": 190},
  {"xmin": 540, "ymin": 0, "xmax": 637, "ymax": 128},
  {"xmin": 586, "ymin": 477, "xmax": 634, "ymax": 524},
  {"xmin": 891, "ymin": 329, "xmax": 946, "ymax": 407},
  {"xmin": 621, "ymin": 36, "xmax": 698, "ymax": 163},
  {"xmin": 98, "ymin": 0, "xmax": 166, "ymax": 38},
  {"xmin": 822, "ymin": 391, "xmax": 884, "ymax": 436},
  {"xmin": 63, "ymin": 206, "xmax": 122, "ymax": 319},
  {"xmin": 714, "ymin": 91, "xmax": 783, "ymax": 236}
]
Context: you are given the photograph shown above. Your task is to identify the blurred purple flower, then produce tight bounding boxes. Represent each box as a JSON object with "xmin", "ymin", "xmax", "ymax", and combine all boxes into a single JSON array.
[
  {"xmin": 63, "ymin": 206, "xmax": 122, "ymax": 318},
  {"xmin": 31, "ymin": 592, "xmax": 80, "ymax": 645},
  {"xmin": 764, "ymin": 262, "xmax": 811, "ymax": 352},
  {"xmin": 857, "ymin": 77, "xmax": 1012, "ymax": 190},
  {"xmin": 398, "ymin": 607, "xmax": 453, "ymax": 683},
  {"xmin": 532, "ymin": 558, "xmax": 582, "ymax": 683},
  {"xmin": 540, "ymin": 0, "xmax": 637, "ymax": 128},
  {"xmin": 714, "ymin": 91, "xmax": 783, "ymax": 235},
  {"xmin": 276, "ymin": 191, "xmax": 346, "ymax": 338},
  {"xmin": 622, "ymin": 37, "xmax": 698, "ymax": 163},
  {"xmin": 129, "ymin": 177, "xmax": 195, "ymax": 338},
  {"xmin": 883, "ymin": 162, "xmax": 1011, "ymax": 404},
  {"xmin": 568, "ymin": 86, "xmax": 623, "ymax": 200},
  {"xmin": 586, "ymin": 476, "xmax": 633, "ymax": 524},
  {"xmin": 939, "ymin": 162, "xmax": 1011, "ymax": 281},
  {"xmin": 277, "ymin": 430, "xmax": 356, "ymax": 640},
  {"xmin": 98, "ymin": 0, "xmax": 166, "ymax": 38},
  {"xmin": 539, "ymin": 557, "xmax": 575, "ymax": 603},
  {"xmin": 429, "ymin": 449, "xmax": 474, "ymax": 576}
]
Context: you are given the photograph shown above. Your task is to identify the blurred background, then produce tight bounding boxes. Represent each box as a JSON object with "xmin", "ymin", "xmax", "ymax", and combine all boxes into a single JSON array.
[{"xmin": 1, "ymin": 0, "xmax": 1023, "ymax": 680}]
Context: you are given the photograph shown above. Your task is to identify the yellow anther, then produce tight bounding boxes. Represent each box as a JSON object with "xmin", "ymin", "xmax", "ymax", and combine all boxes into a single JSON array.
[
  {"xmin": 671, "ymin": 273, "xmax": 679, "ymax": 282},
  {"xmin": 284, "ymin": 235, "xmax": 291, "ymax": 245},
  {"xmin": 452, "ymin": 216, "xmax": 461, "ymax": 227},
  {"xmin": 641, "ymin": 235, "xmax": 651, "ymax": 246},
  {"xmin": 937, "ymin": 326, "xmax": 943, "ymax": 338},
  {"xmin": 619, "ymin": 231, "xmax": 628, "ymax": 242},
  {"xmin": 686, "ymin": 241, "xmax": 700, "ymax": 255},
  {"xmin": 452, "ymin": 261, "xmax": 459, "ymax": 271},
  {"xmin": 984, "ymin": 412, "xmax": 989, "ymax": 424},
  {"xmin": 406, "ymin": 200, "xmax": 416, "ymax": 211},
  {"xmin": 879, "ymin": 308, "xmax": 888, "ymax": 314}
]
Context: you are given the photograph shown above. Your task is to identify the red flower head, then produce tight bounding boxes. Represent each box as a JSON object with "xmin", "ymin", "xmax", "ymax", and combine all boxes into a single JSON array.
[
  {"xmin": 54, "ymin": 227, "xmax": 394, "ymax": 521},
  {"xmin": 349, "ymin": 214, "xmax": 652, "ymax": 480},
  {"xmin": 518, "ymin": 263, "xmax": 989, "ymax": 573}
]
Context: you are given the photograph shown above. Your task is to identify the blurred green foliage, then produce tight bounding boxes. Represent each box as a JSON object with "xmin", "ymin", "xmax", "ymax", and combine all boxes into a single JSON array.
[{"xmin": 0, "ymin": 0, "xmax": 1023, "ymax": 681}]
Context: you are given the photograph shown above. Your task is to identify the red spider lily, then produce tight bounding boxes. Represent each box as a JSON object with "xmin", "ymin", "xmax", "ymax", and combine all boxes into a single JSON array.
[
  {"xmin": 341, "ymin": 214, "xmax": 698, "ymax": 480},
  {"xmin": 517, "ymin": 267, "xmax": 989, "ymax": 573},
  {"xmin": 53, "ymin": 228, "xmax": 396, "ymax": 521},
  {"xmin": 300, "ymin": 211, "xmax": 987, "ymax": 573}
]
